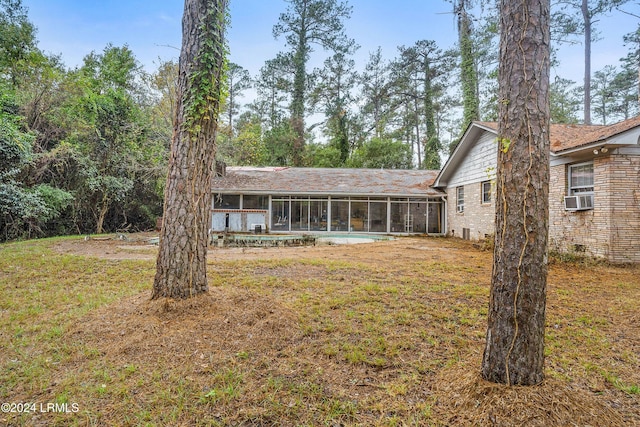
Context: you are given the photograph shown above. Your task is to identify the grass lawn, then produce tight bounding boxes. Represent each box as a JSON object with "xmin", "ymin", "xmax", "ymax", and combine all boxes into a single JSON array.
[{"xmin": 0, "ymin": 235, "xmax": 638, "ymax": 426}]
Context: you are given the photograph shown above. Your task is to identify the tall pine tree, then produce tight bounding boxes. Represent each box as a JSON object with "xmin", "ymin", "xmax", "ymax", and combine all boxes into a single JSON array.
[
  {"xmin": 153, "ymin": 0, "xmax": 228, "ymax": 299},
  {"xmin": 273, "ymin": 0, "xmax": 355, "ymax": 166},
  {"xmin": 482, "ymin": 0, "xmax": 551, "ymax": 385}
]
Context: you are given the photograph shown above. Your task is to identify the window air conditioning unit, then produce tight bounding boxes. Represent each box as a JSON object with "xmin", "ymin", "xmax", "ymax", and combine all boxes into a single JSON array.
[{"xmin": 564, "ymin": 194, "xmax": 594, "ymax": 211}]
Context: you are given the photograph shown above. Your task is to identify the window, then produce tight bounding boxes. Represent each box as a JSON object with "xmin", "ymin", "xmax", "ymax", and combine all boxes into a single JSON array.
[
  {"xmin": 271, "ymin": 199, "xmax": 290, "ymax": 231},
  {"xmin": 330, "ymin": 200, "xmax": 349, "ymax": 231},
  {"xmin": 369, "ymin": 202, "xmax": 387, "ymax": 232},
  {"xmin": 214, "ymin": 194, "xmax": 240, "ymax": 209},
  {"xmin": 242, "ymin": 195, "xmax": 268, "ymax": 210},
  {"xmin": 390, "ymin": 202, "xmax": 408, "ymax": 233},
  {"xmin": 456, "ymin": 186, "xmax": 464, "ymax": 213},
  {"xmin": 568, "ymin": 162, "xmax": 594, "ymax": 194},
  {"xmin": 410, "ymin": 202, "xmax": 427, "ymax": 233},
  {"xmin": 291, "ymin": 198, "xmax": 310, "ymax": 231},
  {"xmin": 310, "ymin": 200, "xmax": 328, "ymax": 231},
  {"xmin": 350, "ymin": 201, "xmax": 368, "ymax": 232},
  {"xmin": 481, "ymin": 181, "xmax": 492, "ymax": 204}
]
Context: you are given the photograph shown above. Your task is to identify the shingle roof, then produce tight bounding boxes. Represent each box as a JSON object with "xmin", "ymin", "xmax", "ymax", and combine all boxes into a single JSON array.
[
  {"xmin": 475, "ymin": 116, "xmax": 640, "ymax": 153},
  {"xmin": 434, "ymin": 116, "xmax": 640, "ymax": 188},
  {"xmin": 212, "ymin": 167, "xmax": 444, "ymax": 197}
]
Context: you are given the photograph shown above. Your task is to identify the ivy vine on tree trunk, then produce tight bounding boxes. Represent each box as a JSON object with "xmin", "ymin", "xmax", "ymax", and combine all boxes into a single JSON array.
[
  {"xmin": 481, "ymin": 0, "xmax": 551, "ymax": 385},
  {"xmin": 456, "ymin": 0, "xmax": 479, "ymax": 131}
]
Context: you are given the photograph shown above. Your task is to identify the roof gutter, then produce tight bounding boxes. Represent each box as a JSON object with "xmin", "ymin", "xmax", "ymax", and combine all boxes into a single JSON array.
[
  {"xmin": 552, "ymin": 126, "xmax": 640, "ymax": 157},
  {"xmin": 211, "ymin": 190, "xmax": 446, "ymax": 198}
]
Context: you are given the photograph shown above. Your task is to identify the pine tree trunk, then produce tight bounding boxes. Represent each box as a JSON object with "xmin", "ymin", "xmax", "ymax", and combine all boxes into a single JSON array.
[
  {"xmin": 152, "ymin": 0, "xmax": 227, "ymax": 300},
  {"xmin": 481, "ymin": 0, "xmax": 551, "ymax": 386},
  {"xmin": 291, "ymin": 39, "xmax": 307, "ymax": 167},
  {"xmin": 582, "ymin": 0, "xmax": 592, "ymax": 125},
  {"xmin": 424, "ymin": 58, "xmax": 441, "ymax": 170}
]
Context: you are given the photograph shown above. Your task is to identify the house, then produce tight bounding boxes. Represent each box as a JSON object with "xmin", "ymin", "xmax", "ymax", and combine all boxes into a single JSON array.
[
  {"xmin": 211, "ymin": 167, "xmax": 446, "ymax": 235},
  {"xmin": 433, "ymin": 117, "xmax": 640, "ymax": 263}
]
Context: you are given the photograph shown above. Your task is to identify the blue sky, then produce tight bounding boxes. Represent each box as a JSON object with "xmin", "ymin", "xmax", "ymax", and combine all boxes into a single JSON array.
[{"xmin": 21, "ymin": 0, "xmax": 639, "ymax": 84}]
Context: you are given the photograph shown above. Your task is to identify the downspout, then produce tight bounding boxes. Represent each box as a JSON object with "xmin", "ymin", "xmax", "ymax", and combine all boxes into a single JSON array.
[{"xmin": 440, "ymin": 195, "xmax": 447, "ymax": 235}]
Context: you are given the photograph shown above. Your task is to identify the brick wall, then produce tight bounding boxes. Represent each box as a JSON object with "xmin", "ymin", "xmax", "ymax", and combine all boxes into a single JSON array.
[
  {"xmin": 447, "ymin": 182, "xmax": 495, "ymax": 240},
  {"xmin": 609, "ymin": 154, "xmax": 640, "ymax": 263},
  {"xmin": 447, "ymin": 153, "xmax": 639, "ymax": 263},
  {"xmin": 549, "ymin": 154, "xmax": 640, "ymax": 263}
]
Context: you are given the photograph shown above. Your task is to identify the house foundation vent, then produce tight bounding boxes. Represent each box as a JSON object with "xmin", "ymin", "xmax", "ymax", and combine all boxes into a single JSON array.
[{"xmin": 463, "ymin": 228, "xmax": 470, "ymax": 240}]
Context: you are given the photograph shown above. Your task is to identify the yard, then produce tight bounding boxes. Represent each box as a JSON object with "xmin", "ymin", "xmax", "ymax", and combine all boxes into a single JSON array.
[{"xmin": 1, "ymin": 235, "xmax": 638, "ymax": 426}]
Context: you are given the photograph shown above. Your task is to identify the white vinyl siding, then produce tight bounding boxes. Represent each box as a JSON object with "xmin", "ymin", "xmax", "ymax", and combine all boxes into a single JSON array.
[{"xmin": 448, "ymin": 132, "xmax": 498, "ymax": 187}]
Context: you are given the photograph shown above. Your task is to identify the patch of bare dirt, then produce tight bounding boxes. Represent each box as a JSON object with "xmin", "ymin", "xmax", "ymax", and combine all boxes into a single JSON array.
[
  {"xmin": 53, "ymin": 233, "xmax": 160, "ymax": 260},
  {"xmin": 43, "ymin": 233, "xmax": 639, "ymax": 425},
  {"xmin": 52, "ymin": 232, "xmax": 474, "ymax": 264}
]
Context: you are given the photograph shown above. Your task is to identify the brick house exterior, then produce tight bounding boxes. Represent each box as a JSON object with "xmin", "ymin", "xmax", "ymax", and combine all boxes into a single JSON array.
[{"xmin": 434, "ymin": 117, "xmax": 640, "ymax": 263}]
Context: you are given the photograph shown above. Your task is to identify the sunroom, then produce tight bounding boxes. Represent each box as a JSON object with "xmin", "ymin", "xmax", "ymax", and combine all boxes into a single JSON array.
[{"xmin": 211, "ymin": 167, "xmax": 446, "ymax": 235}]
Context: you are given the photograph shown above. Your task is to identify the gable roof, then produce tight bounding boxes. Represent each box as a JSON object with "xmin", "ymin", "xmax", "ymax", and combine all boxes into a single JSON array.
[
  {"xmin": 475, "ymin": 116, "xmax": 640, "ymax": 153},
  {"xmin": 212, "ymin": 167, "xmax": 445, "ymax": 198},
  {"xmin": 551, "ymin": 115, "xmax": 640, "ymax": 153},
  {"xmin": 432, "ymin": 121, "xmax": 497, "ymax": 188},
  {"xmin": 435, "ymin": 116, "xmax": 640, "ymax": 188}
]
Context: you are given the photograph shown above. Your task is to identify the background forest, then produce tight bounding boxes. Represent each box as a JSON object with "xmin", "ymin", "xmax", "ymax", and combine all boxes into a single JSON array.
[{"xmin": 1, "ymin": 0, "xmax": 639, "ymax": 241}]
